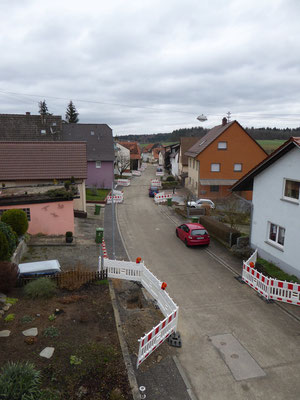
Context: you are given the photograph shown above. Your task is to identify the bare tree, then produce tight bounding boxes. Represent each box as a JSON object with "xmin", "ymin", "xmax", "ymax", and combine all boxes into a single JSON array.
[{"xmin": 116, "ymin": 153, "xmax": 130, "ymax": 176}]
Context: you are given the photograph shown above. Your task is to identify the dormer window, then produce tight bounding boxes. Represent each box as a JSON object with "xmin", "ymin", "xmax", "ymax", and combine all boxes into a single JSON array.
[
  {"xmin": 96, "ymin": 161, "xmax": 101, "ymax": 168},
  {"xmin": 218, "ymin": 141, "xmax": 227, "ymax": 150},
  {"xmin": 41, "ymin": 129, "xmax": 46, "ymax": 134},
  {"xmin": 91, "ymin": 131, "xmax": 95, "ymax": 135}
]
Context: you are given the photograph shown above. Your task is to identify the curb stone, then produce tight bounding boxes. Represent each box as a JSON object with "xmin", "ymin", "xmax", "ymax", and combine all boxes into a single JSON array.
[{"xmin": 108, "ymin": 281, "xmax": 140, "ymax": 400}]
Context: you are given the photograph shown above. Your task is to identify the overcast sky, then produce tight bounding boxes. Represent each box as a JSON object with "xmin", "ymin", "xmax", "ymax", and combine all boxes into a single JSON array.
[{"xmin": 0, "ymin": 0, "xmax": 299, "ymax": 135}]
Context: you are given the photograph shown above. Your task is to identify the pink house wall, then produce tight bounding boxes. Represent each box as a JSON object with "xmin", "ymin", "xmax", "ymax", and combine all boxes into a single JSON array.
[{"xmin": 0, "ymin": 200, "xmax": 74, "ymax": 235}]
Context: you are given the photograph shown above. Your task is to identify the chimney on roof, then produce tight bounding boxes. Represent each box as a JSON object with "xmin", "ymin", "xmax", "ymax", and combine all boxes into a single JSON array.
[
  {"xmin": 222, "ymin": 117, "xmax": 227, "ymax": 126},
  {"xmin": 26, "ymin": 112, "xmax": 31, "ymax": 116}
]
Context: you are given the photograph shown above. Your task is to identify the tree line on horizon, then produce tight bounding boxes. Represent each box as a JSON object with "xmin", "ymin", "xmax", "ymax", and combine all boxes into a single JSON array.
[{"xmin": 116, "ymin": 125, "xmax": 300, "ymax": 143}]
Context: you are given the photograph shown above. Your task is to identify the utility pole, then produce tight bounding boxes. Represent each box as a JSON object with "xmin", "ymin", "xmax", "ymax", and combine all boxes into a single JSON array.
[{"xmin": 111, "ymin": 182, "xmax": 116, "ymax": 259}]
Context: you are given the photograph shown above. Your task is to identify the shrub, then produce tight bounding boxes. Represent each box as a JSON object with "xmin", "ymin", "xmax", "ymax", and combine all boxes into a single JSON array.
[
  {"xmin": 1, "ymin": 209, "xmax": 28, "ymax": 236},
  {"xmin": 43, "ymin": 326, "xmax": 60, "ymax": 338},
  {"xmin": 4, "ymin": 313, "xmax": 15, "ymax": 322},
  {"xmin": 0, "ymin": 231, "xmax": 10, "ymax": 261},
  {"xmin": 64, "ymin": 180, "xmax": 71, "ymax": 190},
  {"xmin": 24, "ymin": 278, "xmax": 57, "ymax": 299},
  {"xmin": 0, "ymin": 222, "xmax": 17, "ymax": 257},
  {"xmin": 45, "ymin": 188, "xmax": 73, "ymax": 199},
  {"xmin": 0, "ymin": 361, "xmax": 41, "ymax": 400},
  {"xmin": 0, "ymin": 262, "xmax": 19, "ymax": 293},
  {"xmin": 166, "ymin": 175, "xmax": 175, "ymax": 182}
]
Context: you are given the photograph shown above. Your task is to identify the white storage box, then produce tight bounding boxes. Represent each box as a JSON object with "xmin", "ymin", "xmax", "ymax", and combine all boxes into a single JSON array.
[{"xmin": 18, "ymin": 260, "xmax": 61, "ymax": 276}]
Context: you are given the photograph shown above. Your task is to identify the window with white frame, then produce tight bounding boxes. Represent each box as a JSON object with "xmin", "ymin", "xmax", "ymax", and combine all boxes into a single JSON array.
[
  {"xmin": 283, "ymin": 179, "xmax": 299, "ymax": 201},
  {"xmin": 211, "ymin": 163, "xmax": 220, "ymax": 172},
  {"xmin": 234, "ymin": 163, "xmax": 242, "ymax": 172},
  {"xmin": 218, "ymin": 141, "xmax": 227, "ymax": 150},
  {"xmin": 268, "ymin": 222, "xmax": 285, "ymax": 247},
  {"xmin": 96, "ymin": 161, "xmax": 101, "ymax": 168}
]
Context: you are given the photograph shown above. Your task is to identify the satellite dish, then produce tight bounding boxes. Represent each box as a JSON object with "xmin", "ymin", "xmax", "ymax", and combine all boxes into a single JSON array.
[{"xmin": 197, "ymin": 114, "xmax": 207, "ymax": 122}]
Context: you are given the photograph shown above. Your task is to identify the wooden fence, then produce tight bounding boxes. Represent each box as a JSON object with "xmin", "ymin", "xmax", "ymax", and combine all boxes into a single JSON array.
[{"xmin": 18, "ymin": 269, "xmax": 108, "ymax": 287}]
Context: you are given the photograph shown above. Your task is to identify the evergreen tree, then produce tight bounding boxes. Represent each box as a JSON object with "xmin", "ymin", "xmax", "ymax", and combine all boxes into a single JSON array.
[
  {"xmin": 65, "ymin": 101, "xmax": 79, "ymax": 123},
  {"xmin": 38, "ymin": 100, "xmax": 51, "ymax": 115}
]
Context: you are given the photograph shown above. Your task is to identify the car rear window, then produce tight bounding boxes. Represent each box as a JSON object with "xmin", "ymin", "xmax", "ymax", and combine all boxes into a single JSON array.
[{"xmin": 191, "ymin": 229, "xmax": 208, "ymax": 236}]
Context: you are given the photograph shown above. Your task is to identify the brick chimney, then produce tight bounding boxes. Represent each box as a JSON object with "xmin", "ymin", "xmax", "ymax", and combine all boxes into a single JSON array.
[
  {"xmin": 222, "ymin": 117, "xmax": 227, "ymax": 126},
  {"xmin": 25, "ymin": 112, "xmax": 31, "ymax": 116}
]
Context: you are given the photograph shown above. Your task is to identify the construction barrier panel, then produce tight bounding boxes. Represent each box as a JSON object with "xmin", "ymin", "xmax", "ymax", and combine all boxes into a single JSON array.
[
  {"xmin": 154, "ymin": 192, "xmax": 172, "ymax": 203},
  {"xmin": 242, "ymin": 250, "xmax": 300, "ymax": 306},
  {"xmin": 122, "ymin": 172, "xmax": 132, "ymax": 177},
  {"xmin": 156, "ymin": 171, "xmax": 164, "ymax": 176},
  {"xmin": 101, "ymin": 255, "xmax": 179, "ymax": 368},
  {"xmin": 106, "ymin": 193, "xmax": 124, "ymax": 204},
  {"xmin": 117, "ymin": 179, "xmax": 130, "ymax": 186},
  {"xmin": 132, "ymin": 170, "xmax": 141, "ymax": 176},
  {"xmin": 151, "ymin": 179, "xmax": 162, "ymax": 188}
]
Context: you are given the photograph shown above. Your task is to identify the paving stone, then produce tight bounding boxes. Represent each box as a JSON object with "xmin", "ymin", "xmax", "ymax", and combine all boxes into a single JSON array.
[
  {"xmin": 0, "ymin": 293, "xmax": 6, "ymax": 303},
  {"xmin": 22, "ymin": 328, "xmax": 38, "ymax": 337},
  {"xmin": 0, "ymin": 330, "xmax": 11, "ymax": 337},
  {"xmin": 40, "ymin": 347, "xmax": 55, "ymax": 359},
  {"xmin": 2, "ymin": 304, "xmax": 11, "ymax": 311}
]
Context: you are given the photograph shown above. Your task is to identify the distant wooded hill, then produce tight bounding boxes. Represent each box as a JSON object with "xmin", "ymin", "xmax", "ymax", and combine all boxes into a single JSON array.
[{"xmin": 115, "ymin": 126, "xmax": 300, "ymax": 143}]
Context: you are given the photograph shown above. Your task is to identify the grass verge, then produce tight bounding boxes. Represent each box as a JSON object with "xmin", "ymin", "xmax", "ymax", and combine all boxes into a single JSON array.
[
  {"xmin": 86, "ymin": 188, "xmax": 110, "ymax": 202},
  {"xmin": 256, "ymin": 258, "xmax": 300, "ymax": 283}
]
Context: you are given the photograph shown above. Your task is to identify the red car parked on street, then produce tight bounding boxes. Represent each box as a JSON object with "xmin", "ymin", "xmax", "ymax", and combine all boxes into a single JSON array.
[{"xmin": 176, "ymin": 223, "xmax": 210, "ymax": 247}]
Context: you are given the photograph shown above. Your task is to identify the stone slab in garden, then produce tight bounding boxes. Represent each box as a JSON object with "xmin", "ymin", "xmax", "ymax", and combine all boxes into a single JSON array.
[
  {"xmin": 22, "ymin": 328, "xmax": 38, "ymax": 337},
  {"xmin": 40, "ymin": 347, "xmax": 55, "ymax": 359},
  {"xmin": 0, "ymin": 330, "xmax": 11, "ymax": 337}
]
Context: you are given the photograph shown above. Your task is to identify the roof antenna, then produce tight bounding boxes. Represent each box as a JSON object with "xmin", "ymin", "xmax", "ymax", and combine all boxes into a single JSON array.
[{"xmin": 226, "ymin": 111, "xmax": 231, "ymax": 122}]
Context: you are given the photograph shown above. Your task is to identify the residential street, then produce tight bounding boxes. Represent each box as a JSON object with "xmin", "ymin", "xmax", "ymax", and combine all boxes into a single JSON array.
[{"xmin": 117, "ymin": 165, "xmax": 300, "ymax": 400}]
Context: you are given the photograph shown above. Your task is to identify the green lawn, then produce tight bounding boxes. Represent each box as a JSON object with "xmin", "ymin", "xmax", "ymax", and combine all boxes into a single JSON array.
[
  {"xmin": 257, "ymin": 139, "xmax": 285, "ymax": 154},
  {"xmin": 86, "ymin": 188, "xmax": 110, "ymax": 201}
]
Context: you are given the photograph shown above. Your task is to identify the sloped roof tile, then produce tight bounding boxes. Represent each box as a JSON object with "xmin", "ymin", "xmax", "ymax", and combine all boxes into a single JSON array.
[{"xmin": 0, "ymin": 141, "xmax": 87, "ymax": 180}]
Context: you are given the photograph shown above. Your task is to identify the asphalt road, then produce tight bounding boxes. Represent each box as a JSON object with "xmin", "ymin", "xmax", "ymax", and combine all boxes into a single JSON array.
[{"xmin": 116, "ymin": 165, "xmax": 300, "ymax": 400}]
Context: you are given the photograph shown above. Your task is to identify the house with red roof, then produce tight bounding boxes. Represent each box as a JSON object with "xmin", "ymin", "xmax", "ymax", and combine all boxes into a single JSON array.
[
  {"xmin": 231, "ymin": 137, "xmax": 300, "ymax": 278},
  {"xmin": 117, "ymin": 141, "xmax": 141, "ymax": 170},
  {"xmin": 185, "ymin": 118, "xmax": 267, "ymax": 199},
  {"xmin": 0, "ymin": 141, "xmax": 87, "ymax": 234}
]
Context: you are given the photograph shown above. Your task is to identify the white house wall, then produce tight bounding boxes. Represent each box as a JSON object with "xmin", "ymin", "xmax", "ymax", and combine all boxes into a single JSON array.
[
  {"xmin": 171, "ymin": 153, "xmax": 179, "ymax": 177},
  {"xmin": 251, "ymin": 147, "xmax": 300, "ymax": 277}
]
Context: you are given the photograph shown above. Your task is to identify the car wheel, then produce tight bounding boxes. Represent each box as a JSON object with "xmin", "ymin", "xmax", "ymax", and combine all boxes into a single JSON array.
[
  {"xmin": 185, "ymin": 239, "xmax": 189, "ymax": 247},
  {"xmin": 176, "ymin": 230, "xmax": 179, "ymax": 237}
]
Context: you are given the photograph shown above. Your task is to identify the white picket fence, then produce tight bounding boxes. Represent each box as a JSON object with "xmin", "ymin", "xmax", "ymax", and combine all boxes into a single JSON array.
[
  {"xmin": 154, "ymin": 192, "xmax": 172, "ymax": 203},
  {"xmin": 103, "ymin": 258, "xmax": 179, "ymax": 368},
  {"xmin": 242, "ymin": 250, "xmax": 300, "ymax": 306},
  {"xmin": 132, "ymin": 170, "xmax": 141, "ymax": 176},
  {"xmin": 117, "ymin": 179, "xmax": 130, "ymax": 186},
  {"xmin": 151, "ymin": 179, "xmax": 162, "ymax": 188}
]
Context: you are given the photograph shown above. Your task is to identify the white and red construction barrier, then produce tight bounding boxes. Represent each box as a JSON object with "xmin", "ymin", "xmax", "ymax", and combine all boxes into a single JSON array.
[
  {"xmin": 122, "ymin": 172, "xmax": 132, "ymax": 177},
  {"xmin": 132, "ymin": 170, "xmax": 141, "ymax": 176},
  {"xmin": 154, "ymin": 192, "xmax": 172, "ymax": 203},
  {"xmin": 242, "ymin": 250, "xmax": 300, "ymax": 306},
  {"xmin": 101, "ymin": 257, "xmax": 179, "ymax": 368},
  {"xmin": 151, "ymin": 179, "xmax": 162, "ymax": 188},
  {"xmin": 106, "ymin": 192, "xmax": 124, "ymax": 204},
  {"xmin": 117, "ymin": 179, "xmax": 130, "ymax": 186},
  {"xmin": 156, "ymin": 171, "xmax": 164, "ymax": 177}
]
